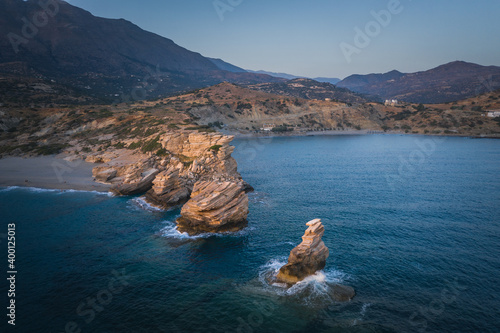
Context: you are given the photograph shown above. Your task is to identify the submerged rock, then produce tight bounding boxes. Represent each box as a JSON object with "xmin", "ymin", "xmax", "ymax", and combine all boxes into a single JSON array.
[
  {"xmin": 176, "ymin": 180, "xmax": 249, "ymax": 235},
  {"xmin": 332, "ymin": 284, "xmax": 356, "ymax": 302},
  {"xmin": 277, "ymin": 219, "xmax": 330, "ymax": 284}
]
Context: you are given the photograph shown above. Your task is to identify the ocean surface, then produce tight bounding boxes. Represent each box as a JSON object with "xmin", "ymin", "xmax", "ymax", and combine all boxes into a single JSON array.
[{"xmin": 1, "ymin": 134, "xmax": 499, "ymax": 333}]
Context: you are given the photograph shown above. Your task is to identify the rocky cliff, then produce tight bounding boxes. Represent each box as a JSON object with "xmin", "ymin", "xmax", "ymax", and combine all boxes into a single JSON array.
[
  {"xmin": 92, "ymin": 131, "xmax": 251, "ymax": 234},
  {"xmin": 176, "ymin": 181, "xmax": 249, "ymax": 235}
]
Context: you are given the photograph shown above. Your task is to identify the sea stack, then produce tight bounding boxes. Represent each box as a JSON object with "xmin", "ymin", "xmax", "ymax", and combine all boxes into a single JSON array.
[{"xmin": 277, "ymin": 219, "xmax": 330, "ymax": 284}]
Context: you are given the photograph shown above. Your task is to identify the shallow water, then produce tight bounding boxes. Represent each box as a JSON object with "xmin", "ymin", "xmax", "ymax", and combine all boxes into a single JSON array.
[{"xmin": 1, "ymin": 134, "xmax": 499, "ymax": 332}]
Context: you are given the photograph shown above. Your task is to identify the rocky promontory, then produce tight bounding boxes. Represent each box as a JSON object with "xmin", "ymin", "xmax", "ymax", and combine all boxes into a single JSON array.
[{"xmin": 91, "ymin": 131, "xmax": 251, "ymax": 234}]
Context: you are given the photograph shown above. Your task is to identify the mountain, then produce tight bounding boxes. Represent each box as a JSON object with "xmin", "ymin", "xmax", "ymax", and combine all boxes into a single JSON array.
[
  {"xmin": 312, "ymin": 77, "xmax": 341, "ymax": 85},
  {"xmin": 245, "ymin": 78, "xmax": 370, "ymax": 104},
  {"xmin": 338, "ymin": 70, "xmax": 405, "ymax": 91},
  {"xmin": 337, "ymin": 61, "xmax": 500, "ymax": 103},
  {"xmin": 208, "ymin": 58, "xmax": 247, "ymax": 73},
  {"xmin": 0, "ymin": 0, "xmax": 282, "ymax": 103},
  {"xmin": 245, "ymin": 70, "xmax": 306, "ymax": 80},
  {"xmin": 245, "ymin": 71, "xmax": 341, "ymax": 85}
]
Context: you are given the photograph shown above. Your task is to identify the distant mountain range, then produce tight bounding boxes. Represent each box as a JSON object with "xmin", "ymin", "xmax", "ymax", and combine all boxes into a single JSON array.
[
  {"xmin": 337, "ymin": 61, "xmax": 500, "ymax": 103},
  {"xmin": 1, "ymin": 0, "xmax": 499, "ymax": 105},
  {"xmin": 0, "ymin": 0, "xmax": 283, "ymax": 102},
  {"xmin": 207, "ymin": 60, "xmax": 342, "ymax": 85}
]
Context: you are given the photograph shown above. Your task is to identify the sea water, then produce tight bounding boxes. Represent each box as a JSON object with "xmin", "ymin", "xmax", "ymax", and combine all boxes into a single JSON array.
[{"xmin": 0, "ymin": 134, "xmax": 499, "ymax": 332}]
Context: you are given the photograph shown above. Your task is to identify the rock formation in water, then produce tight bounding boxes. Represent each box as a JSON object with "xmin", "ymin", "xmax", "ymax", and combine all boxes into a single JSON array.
[
  {"xmin": 277, "ymin": 219, "xmax": 330, "ymax": 284},
  {"xmin": 276, "ymin": 219, "xmax": 355, "ymax": 301},
  {"xmin": 177, "ymin": 181, "xmax": 249, "ymax": 235},
  {"xmin": 91, "ymin": 131, "xmax": 251, "ymax": 234}
]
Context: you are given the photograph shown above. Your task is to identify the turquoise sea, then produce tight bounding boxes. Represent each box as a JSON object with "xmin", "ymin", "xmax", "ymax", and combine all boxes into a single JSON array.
[{"xmin": 1, "ymin": 134, "xmax": 499, "ymax": 332}]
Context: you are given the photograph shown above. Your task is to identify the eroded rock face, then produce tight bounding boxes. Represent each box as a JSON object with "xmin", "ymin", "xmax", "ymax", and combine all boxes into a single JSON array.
[
  {"xmin": 176, "ymin": 181, "xmax": 249, "ymax": 235},
  {"xmin": 91, "ymin": 130, "xmax": 251, "ymax": 234},
  {"xmin": 144, "ymin": 167, "xmax": 191, "ymax": 210},
  {"xmin": 276, "ymin": 219, "xmax": 330, "ymax": 285},
  {"xmin": 110, "ymin": 168, "xmax": 159, "ymax": 196}
]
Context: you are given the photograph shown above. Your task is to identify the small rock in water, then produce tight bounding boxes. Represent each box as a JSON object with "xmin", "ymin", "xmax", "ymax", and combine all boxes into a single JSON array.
[{"xmin": 331, "ymin": 284, "xmax": 356, "ymax": 302}]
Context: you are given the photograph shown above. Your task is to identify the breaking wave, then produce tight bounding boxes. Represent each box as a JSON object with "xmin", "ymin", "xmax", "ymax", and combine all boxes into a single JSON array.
[
  {"xmin": 0, "ymin": 186, "xmax": 112, "ymax": 196},
  {"xmin": 255, "ymin": 257, "xmax": 350, "ymax": 306},
  {"xmin": 158, "ymin": 220, "xmax": 253, "ymax": 240},
  {"xmin": 129, "ymin": 197, "xmax": 164, "ymax": 212}
]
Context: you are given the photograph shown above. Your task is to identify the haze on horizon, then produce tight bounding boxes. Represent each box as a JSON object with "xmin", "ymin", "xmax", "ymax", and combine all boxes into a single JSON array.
[{"xmin": 65, "ymin": 0, "xmax": 500, "ymax": 79}]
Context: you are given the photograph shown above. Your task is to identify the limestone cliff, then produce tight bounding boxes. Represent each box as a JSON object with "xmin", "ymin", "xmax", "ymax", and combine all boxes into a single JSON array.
[
  {"xmin": 91, "ymin": 130, "xmax": 250, "ymax": 234},
  {"xmin": 176, "ymin": 181, "xmax": 249, "ymax": 235}
]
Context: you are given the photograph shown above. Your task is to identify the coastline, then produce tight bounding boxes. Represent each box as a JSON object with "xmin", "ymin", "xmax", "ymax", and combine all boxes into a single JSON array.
[
  {"xmin": 0, "ymin": 131, "xmax": 498, "ymax": 193},
  {"xmin": 222, "ymin": 129, "xmax": 500, "ymax": 139},
  {"xmin": 0, "ymin": 156, "xmax": 110, "ymax": 192}
]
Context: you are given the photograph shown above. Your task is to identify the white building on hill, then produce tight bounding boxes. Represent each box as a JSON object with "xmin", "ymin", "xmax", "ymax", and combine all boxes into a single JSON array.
[
  {"xmin": 385, "ymin": 99, "xmax": 399, "ymax": 106},
  {"xmin": 486, "ymin": 110, "xmax": 500, "ymax": 117}
]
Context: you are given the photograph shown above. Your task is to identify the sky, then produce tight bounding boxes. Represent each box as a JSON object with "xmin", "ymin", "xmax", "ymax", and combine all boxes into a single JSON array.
[{"xmin": 65, "ymin": 0, "xmax": 500, "ymax": 79}]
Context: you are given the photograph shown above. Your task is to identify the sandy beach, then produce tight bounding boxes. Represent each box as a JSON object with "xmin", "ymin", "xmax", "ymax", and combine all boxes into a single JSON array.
[{"xmin": 0, "ymin": 156, "xmax": 111, "ymax": 192}]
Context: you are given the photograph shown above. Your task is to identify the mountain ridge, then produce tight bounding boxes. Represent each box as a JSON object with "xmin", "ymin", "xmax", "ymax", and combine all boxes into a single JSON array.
[
  {"xmin": 337, "ymin": 61, "xmax": 500, "ymax": 103},
  {"xmin": 0, "ymin": 0, "xmax": 283, "ymax": 101}
]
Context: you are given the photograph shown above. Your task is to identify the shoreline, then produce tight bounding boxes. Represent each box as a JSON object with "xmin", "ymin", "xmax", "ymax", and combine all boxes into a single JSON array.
[
  {"xmin": 0, "ymin": 156, "xmax": 110, "ymax": 192},
  {"xmin": 0, "ymin": 131, "xmax": 498, "ymax": 193},
  {"xmin": 222, "ymin": 129, "xmax": 500, "ymax": 139}
]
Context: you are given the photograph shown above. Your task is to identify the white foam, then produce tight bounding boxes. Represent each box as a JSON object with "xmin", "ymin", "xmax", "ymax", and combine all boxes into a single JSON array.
[
  {"xmin": 159, "ymin": 221, "xmax": 253, "ymax": 240},
  {"xmin": 159, "ymin": 222, "xmax": 198, "ymax": 239},
  {"xmin": 248, "ymin": 192, "xmax": 272, "ymax": 207},
  {"xmin": 360, "ymin": 303, "xmax": 370, "ymax": 316},
  {"xmin": 0, "ymin": 186, "xmax": 111, "ymax": 196},
  {"xmin": 0, "ymin": 186, "xmax": 20, "ymax": 192},
  {"xmin": 130, "ymin": 197, "xmax": 164, "ymax": 212},
  {"xmin": 256, "ymin": 257, "xmax": 350, "ymax": 305},
  {"xmin": 353, "ymin": 303, "xmax": 371, "ymax": 326}
]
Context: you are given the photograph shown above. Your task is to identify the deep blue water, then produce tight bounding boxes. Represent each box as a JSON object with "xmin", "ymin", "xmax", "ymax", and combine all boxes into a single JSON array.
[{"xmin": 1, "ymin": 134, "xmax": 499, "ymax": 333}]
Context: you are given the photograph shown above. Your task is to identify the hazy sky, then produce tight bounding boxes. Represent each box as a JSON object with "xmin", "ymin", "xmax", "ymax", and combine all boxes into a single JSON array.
[{"xmin": 65, "ymin": 0, "xmax": 500, "ymax": 79}]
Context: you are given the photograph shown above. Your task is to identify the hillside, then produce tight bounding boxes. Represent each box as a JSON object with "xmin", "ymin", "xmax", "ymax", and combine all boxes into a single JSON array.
[
  {"xmin": 337, "ymin": 61, "xmax": 500, "ymax": 103},
  {"xmin": 245, "ymin": 78, "xmax": 370, "ymax": 104},
  {"xmin": 162, "ymin": 83, "xmax": 500, "ymax": 137},
  {"xmin": 0, "ymin": 0, "xmax": 282, "ymax": 102},
  {"xmin": 1, "ymin": 85, "xmax": 499, "ymax": 160}
]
